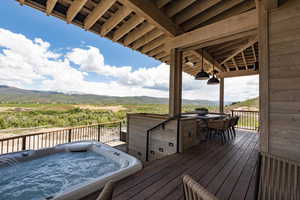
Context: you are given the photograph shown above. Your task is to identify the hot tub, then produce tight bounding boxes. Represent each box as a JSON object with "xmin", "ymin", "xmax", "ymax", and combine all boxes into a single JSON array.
[{"xmin": 0, "ymin": 141, "xmax": 142, "ymax": 200}]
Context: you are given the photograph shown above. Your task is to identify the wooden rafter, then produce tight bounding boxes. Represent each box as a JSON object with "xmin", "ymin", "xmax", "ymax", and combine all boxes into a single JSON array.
[
  {"xmin": 131, "ymin": 29, "xmax": 164, "ymax": 50},
  {"xmin": 232, "ymin": 57, "xmax": 239, "ymax": 70},
  {"xmin": 46, "ymin": 0, "xmax": 58, "ymax": 15},
  {"xmin": 112, "ymin": 15, "xmax": 144, "ymax": 41},
  {"xmin": 119, "ymin": 0, "xmax": 183, "ymax": 37},
  {"xmin": 84, "ymin": 0, "xmax": 116, "ymax": 30},
  {"xmin": 141, "ymin": 35, "xmax": 167, "ymax": 53},
  {"xmin": 221, "ymin": 37, "xmax": 258, "ymax": 64},
  {"xmin": 66, "ymin": 0, "xmax": 88, "ymax": 23},
  {"xmin": 100, "ymin": 6, "xmax": 131, "ymax": 36},
  {"xmin": 155, "ymin": 0, "xmax": 172, "ymax": 8},
  {"xmin": 119, "ymin": 0, "xmax": 223, "ymax": 71},
  {"xmin": 123, "ymin": 22, "xmax": 154, "ymax": 46},
  {"xmin": 251, "ymin": 45, "xmax": 257, "ymax": 62},
  {"xmin": 164, "ymin": 0, "xmax": 197, "ymax": 18},
  {"xmin": 174, "ymin": 0, "xmax": 222, "ymax": 25},
  {"xmin": 241, "ymin": 51, "xmax": 248, "ymax": 69},
  {"xmin": 182, "ymin": 0, "xmax": 244, "ymax": 31},
  {"xmin": 166, "ymin": 10, "xmax": 258, "ymax": 50},
  {"xmin": 217, "ymin": 69, "xmax": 258, "ymax": 78}
]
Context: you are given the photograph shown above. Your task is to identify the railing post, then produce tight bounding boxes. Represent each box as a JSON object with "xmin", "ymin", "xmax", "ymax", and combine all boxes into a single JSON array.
[
  {"xmin": 97, "ymin": 124, "xmax": 101, "ymax": 142},
  {"xmin": 22, "ymin": 136, "xmax": 26, "ymax": 150},
  {"xmin": 146, "ymin": 131, "xmax": 150, "ymax": 162},
  {"xmin": 68, "ymin": 129, "xmax": 72, "ymax": 143},
  {"xmin": 119, "ymin": 122, "xmax": 122, "ymax": 141},
  {"xmin": 231, "ymin": 110, "xmax": 234, "ymax": 117}
]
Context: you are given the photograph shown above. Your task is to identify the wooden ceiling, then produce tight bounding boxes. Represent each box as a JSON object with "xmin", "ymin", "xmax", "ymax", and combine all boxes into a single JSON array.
[{"xmin": 17, "ymin": 0, "xmax": 258, "ymax": 78}]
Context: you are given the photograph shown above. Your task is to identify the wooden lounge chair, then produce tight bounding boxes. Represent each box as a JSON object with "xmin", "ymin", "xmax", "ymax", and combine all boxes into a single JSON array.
[
  {"xmin": 182, "ymin": 175, "xmax": 218, "ymax": 200},
  {"xmin": 96, "ymin": 181, "xmax": 116, "ymax": 200}
]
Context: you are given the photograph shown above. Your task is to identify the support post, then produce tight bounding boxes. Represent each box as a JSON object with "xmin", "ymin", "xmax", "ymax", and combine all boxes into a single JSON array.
[
  {"xmin": 169, "ymin": 48, "xmax": 182, "ymax": 117},
  {"xmin": 219, "ymin": 78, "xmax": 224, "ymax": 113}
]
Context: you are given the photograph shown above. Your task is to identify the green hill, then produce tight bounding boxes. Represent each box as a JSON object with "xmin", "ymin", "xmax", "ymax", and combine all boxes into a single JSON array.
[
  {"xmin": 226, "ymin": 97, "xmax": 259, "ymax": 111},
  {"xmin": 0, "ymin": 85, "xmax": 229, "ymax": 106}
]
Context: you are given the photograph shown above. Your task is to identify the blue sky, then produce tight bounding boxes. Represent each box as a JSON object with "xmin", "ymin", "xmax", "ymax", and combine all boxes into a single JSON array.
[{"xmin": 0, "ymin": 1, "xmax": 258, "ymax": 101}]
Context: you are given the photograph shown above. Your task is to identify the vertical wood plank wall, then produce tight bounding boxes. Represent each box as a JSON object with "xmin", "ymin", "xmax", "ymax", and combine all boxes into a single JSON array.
[{"xmin": 260, "ymin": 0, "xmax": 300, "ymax": 162}]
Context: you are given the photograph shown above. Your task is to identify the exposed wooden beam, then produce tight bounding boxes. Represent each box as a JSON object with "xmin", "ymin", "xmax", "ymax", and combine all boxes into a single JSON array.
[
  {"xmin": 118, "ymin": 0, "xmax": 183, "ymax": 37},
  {"xmin": 174, "ymin": 0, "xmax": 222, "ymax": 25},
  {"xmin": 251, "ymin": 45, "xmax": 257, "ymax": 62},
  {"xmin": 164, "ymin": 0, "xmax": 197, "ymax": 17},
  {"xmin": 112, "ymin": 15, "xmax": 144, "ymax": 41},
  {"xmin": 66, "ymin": 0, "xmax": 88, "ymax": 23},
  {"xmin": 84, "ymin": 0, "xmax": 116, "ymax": 30},
  {"xmin": 100, "ymin": 6, "xmax": 131, "ymax": 36},
  {"xmin": 232, "ymin": 58, "xmax": 239, "ymax": 70},
  {"xmin": 263, "ymin": 0, "xmax": 278, "ymax": 10},
  {"xmin": 182, "ymin": 0, "xmax": 244, "ymax": 31},
  {"xmin": 46, "ymin": 0, "xmax": 58, "ymax": 15},
  {"xmin": 131, "ymin": 29, "xmax": 164, "ymax": 49},
  {"xmin": 217, "ymin": 69, "xmax": 258, "ymax": 78},
  {"xmin": 166, "ymin": 10, "xmax": 258, "ymax": 50},
  {"xmin": 155, "ymin": 0, "xmax": 172, "ymax": 8},
  {"xmin": 123, "ymin": 22, "xmax": 154, "ymax": 46},
  {"xmin": 141, "ymin": 35, "xmax": 167, "ymax": 53},
  {"xmin": 241, "ymin": 51, "xmax": 248, "ymax": 69},
  {"xmin": 220, "ymin": 37, "xmax": 258, "ymax": 64}
]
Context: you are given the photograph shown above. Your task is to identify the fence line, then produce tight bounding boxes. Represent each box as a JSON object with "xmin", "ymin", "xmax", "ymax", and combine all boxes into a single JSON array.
[
  {"xmin": 231, "ymin": 110, "xmax": 259, "ymax": 131},
  {"xmin": 0, "ymin": 121, "xmax": 122, "ymax": 155}
]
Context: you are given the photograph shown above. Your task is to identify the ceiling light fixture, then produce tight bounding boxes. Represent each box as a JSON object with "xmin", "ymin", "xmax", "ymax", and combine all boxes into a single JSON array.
[
  {"xmin": 207, "ymin": 64, "xmax": 220, "ymax": 85},
  {"xmin": 195, "ymin": 48, "xmax": 210, "ymax": 80}
]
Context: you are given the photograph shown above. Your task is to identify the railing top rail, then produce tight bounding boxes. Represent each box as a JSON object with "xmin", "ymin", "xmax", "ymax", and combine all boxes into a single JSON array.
[
  {"xmin": 147, "ymin": 114, "xmax": 181, "ymax": 133},
  {"xmin": 232, "ymin": 110, "xmax": 259, "ymax": 113},
  {"xmin": 0, "ymin": 121, "xmax": 122, "ymax": 142}
]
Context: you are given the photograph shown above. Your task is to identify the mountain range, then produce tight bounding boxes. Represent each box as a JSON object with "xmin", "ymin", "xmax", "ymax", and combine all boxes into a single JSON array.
[{"xmin": 0, "ymin": 85, "xmax": 230, "ymax": 106}]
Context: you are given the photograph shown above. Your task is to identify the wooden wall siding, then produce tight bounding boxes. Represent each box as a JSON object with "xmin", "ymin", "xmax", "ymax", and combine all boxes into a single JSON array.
[
  {"xmin": 19, "ymin": 0, "xmax": 257, "ymax": 78},
  {"xmin": 127, "ymin": 114, "xmax": 177, "ymax": 162},
  {"xmin": 266, "ymin": 0, "xmax": 300, "ymax": 162},
  {"xmin": 258, "ymin": 152, "xmax": 300, "ymax": 200}
]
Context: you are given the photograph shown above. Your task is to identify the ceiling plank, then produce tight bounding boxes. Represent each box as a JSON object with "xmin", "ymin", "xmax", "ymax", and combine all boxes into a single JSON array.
[
  {"xmin": 118, "ymin": 0, "xmax": 183, "ymax": 37},
  {"xmin": 84, "ymin": 0, "xmax": 116, "ymax": 30},
  {"xmin": 174, "ymin": 0, "xmax": 222, "ymax": 25},
  {"xmin": 46, "ymin": 0, "xmax": 58, "ymax": 15},
  {"xmin": 220, "ymin": 37, "xmax": 258, "ymax": 64},
  {"xmin": 217, "ymin": 69, "xmax": 258, "ymax": 78},
  {"xmin": 166, "ymin": 10, "xmax": 258, "ymax": 50},
  {"xmin": 66, "ymin": 0, "xmax": 88, "ymax": 23},
  {"xmin": 112, "ymin": 15, "xmax": 144, "ymax": 41},
  {"xmin": 182, "ymin": 0, "xmax": 245, "ymax": 31},
  {"xmin": 123, "ymin": 22, "xmax": 155, "ymax": 46},
  {"xmin": 100, "ymin": 6, "xmax": 132, "ymax": 36}
]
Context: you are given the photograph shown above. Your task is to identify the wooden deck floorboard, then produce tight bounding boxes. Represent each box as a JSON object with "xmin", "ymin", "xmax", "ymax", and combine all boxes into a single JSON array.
[{"xmin": 82, "ymin": 130, "xmax": 259, "ymax": 200}]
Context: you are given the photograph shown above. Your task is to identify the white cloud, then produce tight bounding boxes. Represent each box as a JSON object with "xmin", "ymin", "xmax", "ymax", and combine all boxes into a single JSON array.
[{"xmin": 0, "ymin": 28, "xmax": 259, "ymax": 101}]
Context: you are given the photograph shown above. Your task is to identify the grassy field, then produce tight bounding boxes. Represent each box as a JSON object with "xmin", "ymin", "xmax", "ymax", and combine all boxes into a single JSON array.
[{"xmin": 0, "ymin": 103, "xmax": 219, "ymax": 130}]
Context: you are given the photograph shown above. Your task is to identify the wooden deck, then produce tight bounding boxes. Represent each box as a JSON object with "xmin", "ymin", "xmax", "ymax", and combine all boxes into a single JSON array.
[{"xmin": 84, "ymin": 130, "xmax": 259, "ymax": 200}]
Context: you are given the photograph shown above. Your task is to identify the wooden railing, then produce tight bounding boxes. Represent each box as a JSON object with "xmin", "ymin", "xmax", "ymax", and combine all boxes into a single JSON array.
[
  {"xmin": 231, "ymin": 110, "xmax": 259, "ymax": 131},
  {"xmin": 0, "ymin": 121, "xmax": 122, "ymax": 155}
]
